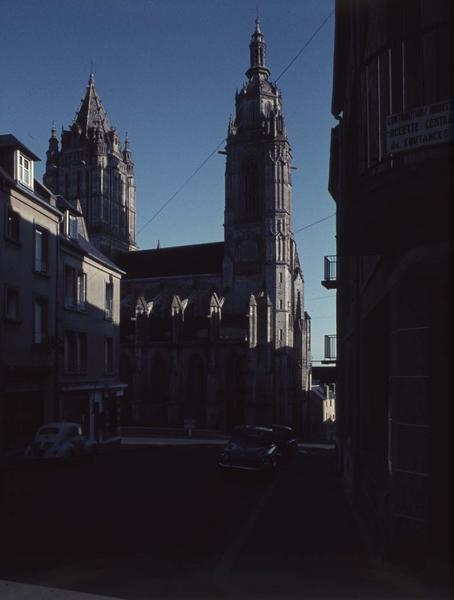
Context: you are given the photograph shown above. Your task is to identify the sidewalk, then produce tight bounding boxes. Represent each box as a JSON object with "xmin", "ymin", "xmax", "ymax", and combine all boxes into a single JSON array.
[
  {"xmin": 0, "ymin": 579, "xmax": 124, "ymax": 600},
  {"xmin": 215, "ymin": 449, "xmax": 443, "ymax": 599}
]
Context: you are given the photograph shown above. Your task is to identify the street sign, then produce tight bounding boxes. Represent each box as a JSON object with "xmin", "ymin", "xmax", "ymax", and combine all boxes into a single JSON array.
[{"xmin": 385, "ymin": 99, "xmax": 453, "ymax": 155}]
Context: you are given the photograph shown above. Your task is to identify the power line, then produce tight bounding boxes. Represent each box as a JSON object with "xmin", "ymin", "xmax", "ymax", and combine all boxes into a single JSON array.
[
  {"xmin": 137, "ymin": 138, "xmax": 226, "ymax": 235},
  {"xmin": 294, "ymin": 212, "xmax": 336, "ymax": 233},
  {"xmin": 275, "ymin": 9, "xmax": 335, "ymax": 83},
  {"xmin": 137, "ymin": 11, "xmax": 334, "ymax": 236},
  {"xmin": 307, "ymin": 295, "xmax": 336, "ymax": 301}
]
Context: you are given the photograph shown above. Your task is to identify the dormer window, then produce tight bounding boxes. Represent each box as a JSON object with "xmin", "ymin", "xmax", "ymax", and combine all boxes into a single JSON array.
[
  {"xmin": 15, "ymin": 151, "xmax": 34, "ymax": 189},
  {"xmin": 64, "ymin": 210, "xmax": 78, "ymax": 240}
]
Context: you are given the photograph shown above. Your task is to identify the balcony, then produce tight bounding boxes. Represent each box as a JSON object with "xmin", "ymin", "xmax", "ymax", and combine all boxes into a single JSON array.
[
  {"xmin": 323, "ymin": 334, "xmax": 337, "ymax": 364},
  {"xmin": 321, "ymin": 255, "xmax": 337, "ymax": 289}
]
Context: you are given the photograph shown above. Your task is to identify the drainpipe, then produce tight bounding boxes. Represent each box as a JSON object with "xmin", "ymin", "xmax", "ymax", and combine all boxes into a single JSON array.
[{"xmin": 54, "ymin": 211, "xmax": 65, "ymax": 421}]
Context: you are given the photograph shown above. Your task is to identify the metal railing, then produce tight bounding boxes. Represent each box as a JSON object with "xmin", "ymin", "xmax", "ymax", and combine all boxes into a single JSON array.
[
  {"xmin": 324, "ymin": 255, "xmax": 337, "ymax": 282},
  {"xmin": 324, "ymin": 334, "xmax": 337, "ymax": 361}
]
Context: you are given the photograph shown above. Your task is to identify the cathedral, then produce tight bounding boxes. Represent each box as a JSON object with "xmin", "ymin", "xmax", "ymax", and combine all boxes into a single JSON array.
[
  {"xmin": 117, "ymin": 21, "xmax": 312, "ymax": 431},
  {"xmin": 41, "ymin": 21, "xmax": 311, "ymax": 431},
  {"xmin": 44, "ymin": 74, "xmax": 137, "ymax": 259}
]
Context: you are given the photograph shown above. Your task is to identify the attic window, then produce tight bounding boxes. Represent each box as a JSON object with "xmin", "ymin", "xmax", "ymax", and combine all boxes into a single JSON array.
[
  {"xmin": 64, "ymin": 210, "xmax": 78, "ymax": 240},
  {"xmin": 15, "ymin": 151, "xmax": 33, "ymax": 189}
]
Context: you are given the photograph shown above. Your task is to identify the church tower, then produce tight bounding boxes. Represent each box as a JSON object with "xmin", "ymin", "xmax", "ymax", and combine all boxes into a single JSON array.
[
  {"xmin": 224, "ymin": 19, "xmax": 303, "ymax": 353},
  {"xmin": 44, "ymin": 74, "xmax": 137, "ymax": 259},
  {"xmin": 223, "ymin": 20, "xmax": 309, "ymax": 425}
]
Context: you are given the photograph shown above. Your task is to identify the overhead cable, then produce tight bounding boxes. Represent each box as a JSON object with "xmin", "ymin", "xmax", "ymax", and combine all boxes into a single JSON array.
[
  {"xmin": 294, "ymin": 212, "xmax": 336, "ymax": 233},
  {"xmin": 275, "ymin": 9, "xmax": 335, "ymax": 83},
  {"xmin": 137, "ymin": 138, "xmax": 226, "ymax": 235},
  {"xmin": 137, "ymin": 10, "xmax": 334, "ymax": 235}
]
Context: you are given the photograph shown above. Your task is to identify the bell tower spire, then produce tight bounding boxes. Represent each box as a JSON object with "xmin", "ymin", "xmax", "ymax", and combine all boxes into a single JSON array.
[
  {"xmin": 223, "ymin": 20, "xmax": 302, "ymax": 354},
  {"xmin": 43, "ymin": 75, "xmax": 137, "ymax": 259},
  {"xmin": 246, "ymin": 18, "xmax": 270, "ymax": 80}
]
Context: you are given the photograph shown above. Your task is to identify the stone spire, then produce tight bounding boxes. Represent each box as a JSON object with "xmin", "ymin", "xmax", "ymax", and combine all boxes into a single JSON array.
[
  {"xmin": 74, "ymin": 73, "xmax": 112, "ymax": 137},
  {"xmin": 231, "ymin": 20, "xmax": 281, "ymax": 133},
  {"xmin": 246, "ymin": 18, "xmax": 271, "ymax": 81},
  {"xmin": 46, "ymin": 125, "xmax": 59, "ymax": 168},
  {"xmin": 43, "ymin": 124, "xmax": 60, "ymax": 193},
  {"xmin": 44, "ymin": 74, "xmax": 138, "ymax": 258},
  {"xmin": 123, "ymin": 133, "xmax": 133, "ymax": 165}
]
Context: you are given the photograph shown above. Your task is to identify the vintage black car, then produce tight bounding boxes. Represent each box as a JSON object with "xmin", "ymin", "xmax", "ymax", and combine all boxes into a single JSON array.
[
  {"xmin": 267, "ymin": 424, "xmax": 299, "ymax": 461},
  {"xmin": 218, "ymin": 425, "xmax": 280, "ymax": 473}
]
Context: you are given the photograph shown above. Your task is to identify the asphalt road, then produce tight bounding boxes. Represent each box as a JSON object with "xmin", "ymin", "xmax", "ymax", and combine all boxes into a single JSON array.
[{"xmin": 0, "ymin": 446, "xmax": 439, "ymax": 599}]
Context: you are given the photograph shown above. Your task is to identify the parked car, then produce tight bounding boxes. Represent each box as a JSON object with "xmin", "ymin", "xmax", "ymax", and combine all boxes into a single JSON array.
[
  {"xmin": 218, "ymin": 425, "xmax": 280, "ymax": 474},
  {"xmin": 25, "ymin": 422, "xmax": 98, "ymax": 462},
  {"xmin": 267, "ymin": 424, "xmax": 299, "ymax": 461}
]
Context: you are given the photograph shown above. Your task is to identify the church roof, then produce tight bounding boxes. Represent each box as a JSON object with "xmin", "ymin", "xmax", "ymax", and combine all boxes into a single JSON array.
[
  {"xmin": 117, "ymin": 241, "xmax": 224, "ymax": 279},
  {"xmin": 75, "ymin": 74, "xmax": 112, "ymax": 135}
]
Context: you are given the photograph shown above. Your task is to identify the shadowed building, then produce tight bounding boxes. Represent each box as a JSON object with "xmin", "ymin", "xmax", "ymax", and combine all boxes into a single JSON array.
[
  {"xmin": 0, "ymin": 135, "xmax": 61, "ymax": 450},
  {"xmin": 330, "ymin": 0, "xmax": 450, "ymax": 582},
  {"xmin": 118, "ymin": 21, "xmax": 311, "ymax": 431},
  {"xmin": 56, "ymin": 196, "xmax": 126, "ymax": 442},
  {"xmin": 43, "ymin": 74, "xmax": 137, "ymax": 260},
  {"xmin": 0, "ymin": 133, "xmax": 126, "ymax": 449}
]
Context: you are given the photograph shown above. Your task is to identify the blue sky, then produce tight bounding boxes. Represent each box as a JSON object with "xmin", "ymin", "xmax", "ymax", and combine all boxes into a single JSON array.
[{"xmin": 0, "ymin": 0, "xmax": 336, "ymax": 361}]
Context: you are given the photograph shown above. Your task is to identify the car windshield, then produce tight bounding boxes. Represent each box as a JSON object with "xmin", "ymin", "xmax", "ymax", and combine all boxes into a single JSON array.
[
  {"xmin": 37, "ymin": 427, "xmax": 60, "ymax": 436},
  {"xmin": 64, "ymin": 426, "xmax": 80, "ymax": 438},
  {"xmin": 232, "ymin": 429, "xmax": 272, "ymax": 444},
  {"xmin": 272, "ymin": 429, "xmax": 292, "ymax": 441}
]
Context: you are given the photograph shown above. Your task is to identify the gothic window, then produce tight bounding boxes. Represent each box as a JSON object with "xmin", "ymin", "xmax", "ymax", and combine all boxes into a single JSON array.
[
  {"xmin": 276, "ymin": 161, "xmax": 284, "ymax": 208},
  {"xmin": 102, "ymin": 197, "xmax": 109, "ymax": 223},
  {"xmin": 242, "ymin": 160, "xmax": 260, "ymax": 220},
  {"xmin": 149, "ymin": 354, "xmax": 169, "ymax": 425},
  {"xmin": 239, "ymin": 238, "xmax": 258, "ymax": 263}
]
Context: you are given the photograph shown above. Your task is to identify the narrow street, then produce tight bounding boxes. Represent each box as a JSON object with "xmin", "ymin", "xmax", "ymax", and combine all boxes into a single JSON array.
[{"xmin": 0, "ymin": 446, "xmax": 436, "ymax": 599}]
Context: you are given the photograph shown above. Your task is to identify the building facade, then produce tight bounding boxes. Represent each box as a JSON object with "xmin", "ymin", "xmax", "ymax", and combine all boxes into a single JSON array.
[
  {"xmin": 0, "ymin": 135, "xmax": 61, "ymax": 450},
  {"xmin": 0, "ymin": 133, "xmax": 126, "ymax": 451},
  {"xmin": 43, "ymin": 74, "xmax": 137, "ymax": 260},
  {"xmin": 56, "ymin": 197, "xmax": 125, "ymax": 441},
  {"xmin": 330, "ymin": 0, "xmax": 450, "ymax": 581},
  {"xmin": 118, "ymin": 21, "xmax": 311, "ymax": 431}
]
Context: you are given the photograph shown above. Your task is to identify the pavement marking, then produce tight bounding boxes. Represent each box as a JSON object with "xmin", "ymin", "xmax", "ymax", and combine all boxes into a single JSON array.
[{"xmin": 213, "ymin": 476, "xmax": 279, "ymax": 599}]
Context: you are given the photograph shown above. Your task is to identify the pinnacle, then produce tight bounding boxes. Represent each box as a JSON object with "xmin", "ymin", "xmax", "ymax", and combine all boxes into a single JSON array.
[{"xmin": 74, "ymin": 74, "xmax": 112, "ymax": 136}]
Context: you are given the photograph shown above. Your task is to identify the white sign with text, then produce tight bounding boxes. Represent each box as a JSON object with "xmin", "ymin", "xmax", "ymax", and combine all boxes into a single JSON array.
[{"xmin": 386, "ymin": 99, "xmax": 453, "ymax": 154}]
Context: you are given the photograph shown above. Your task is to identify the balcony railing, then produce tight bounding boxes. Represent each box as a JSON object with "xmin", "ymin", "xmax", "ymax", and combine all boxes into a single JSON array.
[
  {"xmin": 321, "ymin": 255, "xmax": 337, "ymax": 289},
  {"xmin": 323, "ymin": 334, "xmax": 337, "ymax": 363}
]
